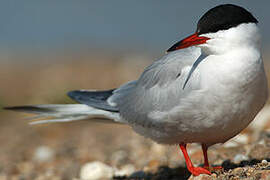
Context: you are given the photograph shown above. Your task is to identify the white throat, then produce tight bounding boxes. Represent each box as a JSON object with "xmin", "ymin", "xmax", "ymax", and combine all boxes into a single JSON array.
[{"xmin": 198, "ymin": 23, "xmax": 261, "ymax": 55}]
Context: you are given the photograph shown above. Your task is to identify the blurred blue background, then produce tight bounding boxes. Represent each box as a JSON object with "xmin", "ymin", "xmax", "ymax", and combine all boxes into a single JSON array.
[{"xmin": 1, "ymin": 0, "xmax": 270, "ymax": 61}]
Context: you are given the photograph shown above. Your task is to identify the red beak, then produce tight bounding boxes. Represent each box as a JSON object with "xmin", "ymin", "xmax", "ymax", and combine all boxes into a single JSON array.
[{"xmin": 167, "ymin": 33, "xmax": 210, "ymax": 52}]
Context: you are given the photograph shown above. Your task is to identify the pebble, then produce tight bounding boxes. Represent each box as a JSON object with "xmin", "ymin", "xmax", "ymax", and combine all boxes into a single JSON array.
[
  {"xmin": 258, "ymin": 139, "xmax": 266, "ymax": 145},
  {"xmin": 188, "ymin": 174, "xmax": 212, "ymax": 180},
  {"xmin": 114, "ymin": 164, "xmax": 135, "ymax": 176},
  {"xmin": 232, "ymin": 167, "xmax": 244, "ymax": 176},
  {"xmin": 233, "ymin": 154, "xmax": 249, "ymax": 164},
  {"xmin": 261, "ymin": 159, "xmax": 268, "ymax": 165},
  {"xmin": 33, "ymin": 146, "xmax": 55, "ymax": 162},
  {"xmin": 80, "ymin": 161, "xmax": 114, "ymax": 180}
]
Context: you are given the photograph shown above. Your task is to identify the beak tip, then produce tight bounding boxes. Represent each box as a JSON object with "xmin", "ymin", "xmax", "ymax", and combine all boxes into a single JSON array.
[
  {"xmin": 166, "ymin": 33, "xmax": 209, "ymax": 52},
  {"xmin": 167, "ymin": 43, "xmax": 180, "ymax": 53},
  {"xmin": 166, "ymin": 48, "xmax": 172, "ymax": 53}
]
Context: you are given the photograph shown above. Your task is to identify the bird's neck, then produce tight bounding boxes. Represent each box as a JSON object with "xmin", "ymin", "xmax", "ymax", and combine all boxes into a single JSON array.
[{"xmin": 199, "ymin": 23, "xmax": 261, "ymax": 55}]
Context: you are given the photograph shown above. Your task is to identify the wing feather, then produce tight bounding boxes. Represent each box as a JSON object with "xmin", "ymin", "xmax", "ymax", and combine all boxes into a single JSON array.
[{"xmin": 111, "ymin": 47, "xmax": 203, "ymax": 127}]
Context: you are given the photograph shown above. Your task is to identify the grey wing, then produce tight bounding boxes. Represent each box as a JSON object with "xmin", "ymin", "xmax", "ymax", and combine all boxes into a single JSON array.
[
  {"xmin": 110, "ymin": 47, "xmax": 203, "ymax": 127},
  {"xmin": 67, "ymin": 47, "xmax": 203, "ymax": 126}
]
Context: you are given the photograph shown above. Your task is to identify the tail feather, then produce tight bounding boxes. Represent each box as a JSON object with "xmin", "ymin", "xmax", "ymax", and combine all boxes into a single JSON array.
[
  {"xmin": 67, "ymin": 89, "xmax": 118, "ymax": 112},
  {"xmin": 4, "ymin": 104, "xmax": 122, "ymax": 124},
  {"xmin": 4, "ymin": 105, "xmax": 56, "ymax": 114}
]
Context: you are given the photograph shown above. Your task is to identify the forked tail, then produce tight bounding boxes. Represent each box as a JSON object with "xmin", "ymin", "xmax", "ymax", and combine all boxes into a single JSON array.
[{"xmin": 4, "ymin": 89, "xmax": 123, "ymax": 124}]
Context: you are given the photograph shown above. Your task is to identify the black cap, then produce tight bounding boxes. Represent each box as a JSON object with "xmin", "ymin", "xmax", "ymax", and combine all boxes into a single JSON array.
[{"xmin": 197, "ymin": 4, "xmax": 258, "ymax": 35}]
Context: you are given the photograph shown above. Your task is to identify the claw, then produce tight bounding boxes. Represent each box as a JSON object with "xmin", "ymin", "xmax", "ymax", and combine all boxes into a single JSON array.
[
  {"xmin": 179, "ymin": 144, "xmax": 212, "ymax": 176},
  {"xmin": 188, "ymin": 166, "xmax": 211, "ymax": 176}
]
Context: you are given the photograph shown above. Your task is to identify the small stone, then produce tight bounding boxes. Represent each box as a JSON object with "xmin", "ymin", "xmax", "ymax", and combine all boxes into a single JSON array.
[
  {"xmin": 114, "ymin": 164, "xmax": 135, "ymax": 176},
  {"xmin": 188, "ymin": 174, "xmax": 212, "ymax": 180},
  {"xmin": 248, "ymin": 168, "xmax": 254, "ymax": 173},
  {"xmin": 33, "ymin": 146, "xmax": 55, "ymax": 162},
  {"xmin": 233, "ymin": 154, "xmax": 249, "ymax": 164},
  {"xmin": 261, "ymin": 159, "xmax": 268, "ymax": 165},
  {"xmin": 80, "ymin": 161, "xmax": 114, "ymax": 180},
  {"xmin": 258, "ymin": 139, "xmax": 266, "ymax": 145},
  {"xmin": 232, "ymin": 167, "xmax": 244, "ymax": 176}
]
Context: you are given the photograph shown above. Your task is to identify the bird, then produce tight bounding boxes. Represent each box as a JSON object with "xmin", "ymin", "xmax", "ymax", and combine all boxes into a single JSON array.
[{"xmin": 4, "ymin": 4, "xmax": 268, "ymax": 176}]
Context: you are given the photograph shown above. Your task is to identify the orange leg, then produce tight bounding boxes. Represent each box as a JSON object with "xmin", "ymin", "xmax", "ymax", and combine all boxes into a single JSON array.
[
  {"xmin": 202, "ymin": 144, "xmax": 223, "ymax": 171},
  {"xmin": 179, "ymin": 144, "xmax": 211, "ymax": 176}
]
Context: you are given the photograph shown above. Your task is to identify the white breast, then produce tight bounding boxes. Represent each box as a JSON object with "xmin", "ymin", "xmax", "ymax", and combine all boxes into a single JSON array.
[{"xmin": 132, "ymin": 46, "xmax": 267, "ymax": 146}]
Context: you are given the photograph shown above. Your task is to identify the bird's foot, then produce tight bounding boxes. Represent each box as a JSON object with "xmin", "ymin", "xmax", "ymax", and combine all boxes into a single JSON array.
[
  {"xmin": 204, "ymin": 165, "xmax": 223, "ymax": 172},
  {"xmin": 187, "ymin": 166, "xmax": 211, "ymax": 176}
]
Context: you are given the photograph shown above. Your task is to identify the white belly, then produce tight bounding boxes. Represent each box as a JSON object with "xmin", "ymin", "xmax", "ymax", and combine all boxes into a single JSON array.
[{"xmin": 132, "ymin": 55, "xmax": 268, "ymax": 145}]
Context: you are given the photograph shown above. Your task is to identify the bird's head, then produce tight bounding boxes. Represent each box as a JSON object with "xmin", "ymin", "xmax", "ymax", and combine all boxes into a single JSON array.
[{"xmin": 167, "ymin": 4, "xmax": 260, "ymax": 55}]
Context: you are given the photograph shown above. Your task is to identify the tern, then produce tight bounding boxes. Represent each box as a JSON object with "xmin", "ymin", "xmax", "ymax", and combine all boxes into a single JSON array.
[{"xmin": 5, "ymin": 4, "xmax": 268, "ymax": 176}]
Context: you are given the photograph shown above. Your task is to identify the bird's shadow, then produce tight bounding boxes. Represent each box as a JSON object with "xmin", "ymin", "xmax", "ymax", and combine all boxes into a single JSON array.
[
  {"xmin": 113, "ymin": 159, "xmax": 270, "ymax": 180},
  {"xmin": 113, "ymin": 166, "xmax": 190, "ymax": 180},
  {"xmin": 221, "ymin": 158, "xmax": 270, "ymax": 171}
]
